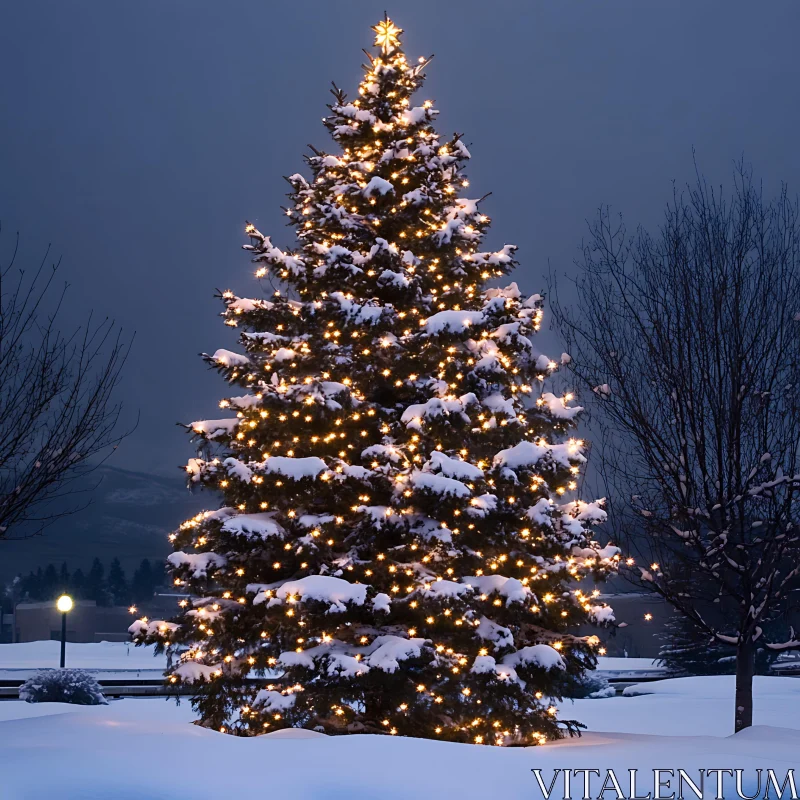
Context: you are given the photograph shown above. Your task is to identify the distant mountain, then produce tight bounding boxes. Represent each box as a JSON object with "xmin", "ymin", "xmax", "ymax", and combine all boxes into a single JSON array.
[{"xmin": 0, "ymin": 465, "xmax": 212, "ymax": 583}]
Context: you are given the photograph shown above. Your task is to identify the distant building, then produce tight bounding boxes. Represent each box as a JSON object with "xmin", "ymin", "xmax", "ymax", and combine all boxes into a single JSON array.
[
  {"xmin": 12, "ymin": 594, "xmax": 188, "ymax": 643},
  {"xmin": 13, "ymin": 601, "xmax": 130, "ymax": 643}
]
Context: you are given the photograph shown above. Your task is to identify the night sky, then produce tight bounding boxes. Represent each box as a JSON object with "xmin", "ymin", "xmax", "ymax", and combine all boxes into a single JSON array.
[{"xmin": 2, "ymin": 1, "xmax": 799, "ymax": 476}]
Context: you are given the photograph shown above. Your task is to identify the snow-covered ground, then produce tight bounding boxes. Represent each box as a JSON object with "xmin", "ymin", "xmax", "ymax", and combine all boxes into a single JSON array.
[
  {"xmin": 570, "ymin": 675, "xmax": 800, "ymax": 736},
  {"xmin": 0, "ymin": 640, "xmax": 165, "ymax": 669},
  {"xmin": 0, "ymin": 640, "xmax": 165, "ymax": 679},
  {"xmin": 2, "ymin": 675, "xmax": 800, "ymax": 798}
]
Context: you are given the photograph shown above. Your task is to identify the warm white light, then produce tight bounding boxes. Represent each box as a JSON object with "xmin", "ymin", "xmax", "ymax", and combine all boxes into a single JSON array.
[
  {"xmin": 56, "ymin": 595, "xmax": 73, "ymax": 613},
  {"xmin": 372, "ymin": 17, "xmax": 403, "ymax": 52}
]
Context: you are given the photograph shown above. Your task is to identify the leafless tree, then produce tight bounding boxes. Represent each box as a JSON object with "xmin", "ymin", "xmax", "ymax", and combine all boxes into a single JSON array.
[
  {"xmin": 0, "ymin": 229, "xmax": 131, "ymax": 540},
  {"xmin": 550, "ymin": 163, "xmax": 800, "ymax": 732}
]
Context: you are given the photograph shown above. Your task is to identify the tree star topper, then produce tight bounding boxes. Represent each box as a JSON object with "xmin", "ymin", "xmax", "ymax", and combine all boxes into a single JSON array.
[{"xmin": 372, "ymin": 16, "xmax": 403, "ymax": 53}]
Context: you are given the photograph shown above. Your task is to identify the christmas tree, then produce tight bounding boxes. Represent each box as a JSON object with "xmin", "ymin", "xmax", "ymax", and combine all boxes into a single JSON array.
[{"xmin": 131, "ymin": 16, "xmax": 618, "ymax": 745}]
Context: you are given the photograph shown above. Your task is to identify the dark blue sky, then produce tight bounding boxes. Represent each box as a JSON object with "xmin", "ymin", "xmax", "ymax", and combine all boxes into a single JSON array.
[{"xmin": 2, "ymin": 1, "xmax": 799, "ymax": 476}]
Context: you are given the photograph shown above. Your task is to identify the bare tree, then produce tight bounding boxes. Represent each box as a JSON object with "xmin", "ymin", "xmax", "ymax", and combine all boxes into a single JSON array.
[
  {"xmin": 0, "ymin": 230, "xmax": 131, "ymax": 540},
  {"xmin": 550, "ymin": 163, "xmax": 800, "ymax": 733}
]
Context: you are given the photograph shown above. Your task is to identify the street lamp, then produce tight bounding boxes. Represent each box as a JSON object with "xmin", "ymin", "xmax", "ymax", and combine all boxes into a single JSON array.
[{"xmin": 56, "ymin": 595, "xmax": 73, "ymax": 668}]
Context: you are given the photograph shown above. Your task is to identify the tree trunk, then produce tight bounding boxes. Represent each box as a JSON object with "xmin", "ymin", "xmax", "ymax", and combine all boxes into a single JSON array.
[{"xmin": 734, "ymin": 637, "xmax": 754, "ymax": 732}]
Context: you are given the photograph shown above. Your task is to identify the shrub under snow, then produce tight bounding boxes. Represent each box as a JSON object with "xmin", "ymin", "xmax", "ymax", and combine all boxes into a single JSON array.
[
  {"xmin": 19, "ymin": 669, "xmax": 108, "ymax": 705},
  {"xmin": 564, "ymin": 670, "xmax": 616, "ymax": 699}
]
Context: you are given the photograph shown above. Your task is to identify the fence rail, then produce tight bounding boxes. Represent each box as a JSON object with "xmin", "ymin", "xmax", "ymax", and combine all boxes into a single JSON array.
[
  {"xmin": 2, "ymin": 666, "xmax": 797, "ymax": 700},
  {"xmin": 0, "ymin": 672, "xmax": 686, "ymax": 700}
]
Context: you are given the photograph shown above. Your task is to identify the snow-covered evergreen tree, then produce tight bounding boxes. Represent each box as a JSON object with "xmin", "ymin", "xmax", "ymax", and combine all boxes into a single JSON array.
[{"xmin": 131, "ymin": 16, "xmax": 618, "ymax": 745}]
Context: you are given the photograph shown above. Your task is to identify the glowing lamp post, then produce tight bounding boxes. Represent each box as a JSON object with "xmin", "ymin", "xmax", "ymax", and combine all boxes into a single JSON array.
[{"xmin": 56, "ymin": 595, "xmax": 73, "ymax": 668}]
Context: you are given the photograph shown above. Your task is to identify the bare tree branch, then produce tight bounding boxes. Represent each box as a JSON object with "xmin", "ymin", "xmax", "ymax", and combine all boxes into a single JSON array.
[{"xmin": 0, "ymin": 227, "xmax": 133, "ymax": 540}]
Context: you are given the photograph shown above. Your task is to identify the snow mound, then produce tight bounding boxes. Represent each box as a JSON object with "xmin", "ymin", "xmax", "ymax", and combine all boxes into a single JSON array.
[
  {"xmin": 222, "ymin": 513, "xmax": 283, "ymax": 539},
  {"xmin": 262, "ymin": 727, "xmax": 327, "ymax": 739},
  {"xmin": 190, "ymin": 418, "xmax": 238, "ymax": 438},
  {"xmin": 5, "ymin": 698, "xmax": 800, "ymax": 799},
  {"xmin": 365, "ymin": 636, "xmax": 426, "ymax": 673},
  {"xmin": 503, "ymin": 644, "xmax": 565, "ymax": 671},
  {"xmin": 263, "ymin": 456, "xmax": 327, "ymax": 480},
  {"xmin": 493, "ymin": 439, "xmax": 584, "ymax": 471},
  {"xmin": 463, "ymin": 575, "xmax": 530, "ymax": 604},
  {"xmin": 539, "ymin": 392, "xmax": 583, "ymax": 420},
  {"xmin": 270, "ymin": 575, "xmax": 368, "ymax": 613},
  {"xmin": 211, "ymin": 349, "xmax": 249, "ymax": 367},
  {"xmin": 167, "ymin": 551, "xmax": 226, "ymax": 577},
  {"xmin": 423, "ymin": 309, "xmax": 484, "ymax": 335},
  {"xmin": 425, "ymin": 451, "xmax": 484, "ymax": 480},
  {"xmin": 410, "ymin": 470, "xmax": 471, "ymax": 498}
]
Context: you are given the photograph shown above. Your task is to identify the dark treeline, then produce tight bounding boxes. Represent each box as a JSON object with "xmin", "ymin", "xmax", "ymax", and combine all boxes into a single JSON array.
[{"xmin": 4, "ymin": 558, "xmax": 166, "ymax": 608}]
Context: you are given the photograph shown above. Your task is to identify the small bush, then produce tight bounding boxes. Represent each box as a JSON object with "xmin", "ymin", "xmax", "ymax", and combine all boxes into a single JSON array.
[
  {"xmin": 19, "ymin": 669, "xmax": 108, "ymax": 705},
  {"xmin": 563, "ymin": 670, "xmax": 616, "ymax": 699}
]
